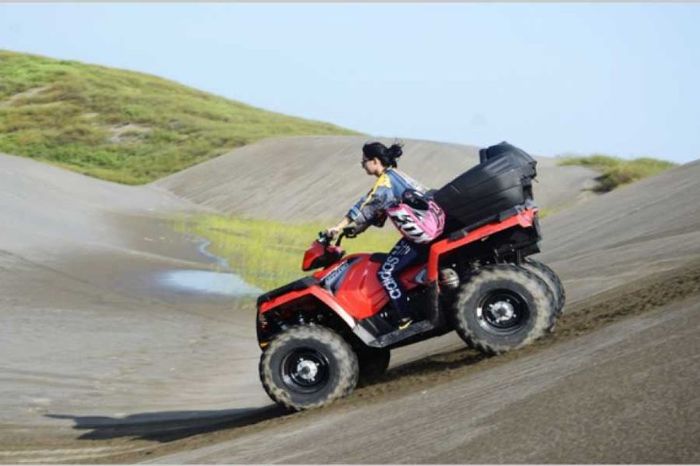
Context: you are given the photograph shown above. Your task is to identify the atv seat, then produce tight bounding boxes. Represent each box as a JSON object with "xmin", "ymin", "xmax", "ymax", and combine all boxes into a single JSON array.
[{"xmin": 369, "ymin": 253, "xmax": 388, "ymax": 263}]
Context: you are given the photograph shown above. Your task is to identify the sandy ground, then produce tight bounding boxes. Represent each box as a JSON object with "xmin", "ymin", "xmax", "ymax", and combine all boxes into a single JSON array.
[
  {"xmin": 538, "ymin": 159, "xmax": 700, "ymax": 305},
  {"xmin": 0, "ymin": 153, "xmax": 271, "ymax": 463},
  {"xmin": 146, "ymin": 291, "xmax": 700, "ymax": 464},
  {"xmin": 1, "ymin": 146, "xmax": 699, "ymax": 463},
  {"xmin": 154, "ymin": 136, "xmax": 598, "ymax": 221}
]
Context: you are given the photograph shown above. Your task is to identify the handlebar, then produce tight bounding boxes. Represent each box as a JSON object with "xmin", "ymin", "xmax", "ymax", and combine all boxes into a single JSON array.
[
  {"xmin": 317, "ymin": 230, "xmax": 334, "ymax": 245},
  {"xmin": 342, "ymin": 225, "xmax": 359, "ymax": 238},
  {"xmin": 318, "ymin": 225, "xmax": 358, "ymax": 247}
]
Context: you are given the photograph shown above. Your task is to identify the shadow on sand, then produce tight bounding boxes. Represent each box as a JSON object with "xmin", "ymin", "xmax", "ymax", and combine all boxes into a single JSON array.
[
  {"xmin": 46, "ymin": 349, "xmax": 491, "ymax": 444},
  {"xmin": 46, "ymin": 405, "xmax": 286, "ymax": 443}
]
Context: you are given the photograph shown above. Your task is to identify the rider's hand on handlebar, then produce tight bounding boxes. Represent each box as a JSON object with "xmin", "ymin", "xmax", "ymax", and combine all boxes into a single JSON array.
[
  {"xmin": 325, "ymin": 227, "xmax": 341, "ymax": 240},
  {"xmin": 326, "ymin": 217, "xmax": 353, "ymax": 241}
]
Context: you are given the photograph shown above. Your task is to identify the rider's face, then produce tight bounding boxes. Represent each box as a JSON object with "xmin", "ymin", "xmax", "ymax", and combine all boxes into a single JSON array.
[{"xmin": 361, "ymin": 157, "xmax": 382, "ymax": 176}]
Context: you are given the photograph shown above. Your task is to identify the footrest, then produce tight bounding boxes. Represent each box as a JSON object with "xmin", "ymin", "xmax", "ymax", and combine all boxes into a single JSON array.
[{"xmin": 375, "ymin": 320, "xmax": 434, "ymax": 348}]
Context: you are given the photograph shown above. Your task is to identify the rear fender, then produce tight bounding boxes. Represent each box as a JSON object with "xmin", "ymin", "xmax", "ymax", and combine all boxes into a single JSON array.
[{"xmin": 428, "ymin": 207, "xmax": 538, "ymax": 282}]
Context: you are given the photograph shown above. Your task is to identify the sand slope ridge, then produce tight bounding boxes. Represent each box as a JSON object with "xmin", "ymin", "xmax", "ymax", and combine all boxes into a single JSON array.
[
  {"xmin": 154, "ymin": 135, "xmax": 599, "ymax": 221},
  {"xmin": 0, "ymin": 152, "xmax": 201, "ymax": 256},
  {"xmin": 539, "ymin": 159, "xmax": 700, "ymax": 305}
]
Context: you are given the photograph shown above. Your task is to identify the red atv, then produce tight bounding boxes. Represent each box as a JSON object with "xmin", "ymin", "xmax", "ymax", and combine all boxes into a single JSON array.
[{"xmin": 256, "ymin": 143, "xmax": 565, "ymax": 410}]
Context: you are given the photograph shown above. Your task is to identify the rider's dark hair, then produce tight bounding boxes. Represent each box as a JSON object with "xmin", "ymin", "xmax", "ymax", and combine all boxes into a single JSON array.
[{"xmin": 363, "ymin": 141, "xmax": 403, "ymax": 168}]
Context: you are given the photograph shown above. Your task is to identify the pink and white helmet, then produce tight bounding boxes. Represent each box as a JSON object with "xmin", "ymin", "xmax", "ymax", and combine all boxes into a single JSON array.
[{"xmin": 387, "ymin": 191, "xmax": 445, "ymax": 244}]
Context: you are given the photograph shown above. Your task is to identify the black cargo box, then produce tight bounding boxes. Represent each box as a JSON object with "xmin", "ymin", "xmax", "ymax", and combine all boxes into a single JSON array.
[{"xmin": 434, "ymin": 142, "xmax": 537, "ymax": 230}]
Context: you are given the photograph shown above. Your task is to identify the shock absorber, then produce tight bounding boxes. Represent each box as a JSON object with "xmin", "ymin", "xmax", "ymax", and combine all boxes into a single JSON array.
[{"xmin": 439, "ymin": 267, "xmax": 460, "ymax": 289}]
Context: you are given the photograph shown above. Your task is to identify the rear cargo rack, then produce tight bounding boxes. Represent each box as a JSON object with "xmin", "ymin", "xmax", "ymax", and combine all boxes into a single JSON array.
[{"xmin": 448, "ymin": 201, "xmax": 537, "ymax": 241}]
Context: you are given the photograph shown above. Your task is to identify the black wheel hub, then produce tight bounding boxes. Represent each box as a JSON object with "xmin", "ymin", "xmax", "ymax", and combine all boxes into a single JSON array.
[
  {"xmin": 281, "ymin": 348, "xmax": 330, "ymax": 393},
  {"xmin": 476, "ymin": 289, "xmax": 529, "ymax": 334}
]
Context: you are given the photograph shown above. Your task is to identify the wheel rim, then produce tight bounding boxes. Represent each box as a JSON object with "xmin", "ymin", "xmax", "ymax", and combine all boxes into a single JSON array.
[
  {"xmin": 476, "ymin": 289, "xmax": 530, "ymax": 335},
  {"xmin": 281, "ymin": 348, "xmax": 331, "ymax": 394}
]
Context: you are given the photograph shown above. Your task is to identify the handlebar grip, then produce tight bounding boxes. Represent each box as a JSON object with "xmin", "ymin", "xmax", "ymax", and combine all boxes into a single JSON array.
[
  {"xmin": 318, "ymin": 231, "xmax": 332, "ymax": 244},
  {"xmin": 342, "ymin": 226, "xmax": 358, "ymax": 238}
]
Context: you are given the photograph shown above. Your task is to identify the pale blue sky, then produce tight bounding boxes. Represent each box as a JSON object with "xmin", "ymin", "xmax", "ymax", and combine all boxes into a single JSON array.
[{"xmin": 1, "ymin": 3, "xmax": 699, "ymax": 163}]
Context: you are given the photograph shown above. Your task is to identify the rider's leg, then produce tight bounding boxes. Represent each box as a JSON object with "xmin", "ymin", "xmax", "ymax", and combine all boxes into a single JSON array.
[{"xmin": 377, "ymin": 238, "xmax": 428, "ymax": 329}]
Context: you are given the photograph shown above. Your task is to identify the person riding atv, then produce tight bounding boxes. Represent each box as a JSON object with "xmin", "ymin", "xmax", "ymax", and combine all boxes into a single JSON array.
[
  {"xmin": 256, "ymin": 141, "xmax": 565, "ymax": 411},
  {"xmin": 326, "ymin": 141, "xmax": 444, "ymax": 331}
]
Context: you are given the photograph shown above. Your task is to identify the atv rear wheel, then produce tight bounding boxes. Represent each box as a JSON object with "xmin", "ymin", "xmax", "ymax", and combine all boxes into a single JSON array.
[
  {"xmin": 259, "ymin": 325, "xmax": 359, "ymax": 411},
  {"xmin": 357, "ymin": 347, "xmax": 390, "ymax": 383},
  {"xmin": 520, "ymin": 258, "xmax": 566, "ymax": 315},
  {"xmin": 453, "ymin": 264, "xmax": 556, "ymax": 355}
]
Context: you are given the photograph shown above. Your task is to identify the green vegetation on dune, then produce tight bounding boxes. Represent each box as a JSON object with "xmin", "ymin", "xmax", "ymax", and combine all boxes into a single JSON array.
[
  {"xmin": 0, "ymin": 50, "xmax": 358, "ymax": 184},
  {"xmin": 558, "ymin": 154, "xmax": 676, "ymax": 192},
  {"xmin": 177, "ymin": 214, "xmax": 399, "ymax": 291}
]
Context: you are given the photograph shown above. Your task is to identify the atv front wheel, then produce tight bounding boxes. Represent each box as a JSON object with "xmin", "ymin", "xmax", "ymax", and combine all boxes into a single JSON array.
[
  {"xmin": 259, "ymin": 326, "xmax": 359, "ymax": 411},
  {"xmin": 453, "ymin": 264, "xmax": 556, "ymax": 355},
  {"xmin": 519, "ymin": 258, "xmax": 566, "ymax": 315}
]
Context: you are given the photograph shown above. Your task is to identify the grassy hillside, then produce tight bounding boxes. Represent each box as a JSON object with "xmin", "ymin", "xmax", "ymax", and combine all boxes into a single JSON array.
[
  {"xmin": 0, "ymin": 50, "xmax": 358, "ymax": 184},
  {"xmin": 558, "ymin": 154, "xmax": 676, "ymax": 192}
]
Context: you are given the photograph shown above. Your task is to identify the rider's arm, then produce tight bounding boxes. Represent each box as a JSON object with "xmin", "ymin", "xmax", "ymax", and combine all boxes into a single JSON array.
[
  {"xmin": 346, "ymin": 196, "xmax": 366, "ymax": 224},
  {"xmin": 348, "ymin": 185, "xmax": 393, "ymax": 229},
  {"xmin": 327, "ymin": 174, "xmax": 394, "ymax": 237}
]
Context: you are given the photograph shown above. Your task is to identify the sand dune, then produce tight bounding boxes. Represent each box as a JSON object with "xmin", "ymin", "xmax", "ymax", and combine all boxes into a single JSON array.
[
  {"xmin": 155, "ymin": 136, "xmax": 598, "ymax": 221},
  {"xmin": 0, "ymin": 152, "xmax": 269, "ymax": 462},
  {"xmin": 539, "ymin": 159, "xmax": 700, "ymax": 304},
  {"xmin": 146, "ymin": 157, "xmax": 700, "ymax": 464},
  {"xmin": 0, "ymin": 145, "xmax": 697, "ymax": 463}
]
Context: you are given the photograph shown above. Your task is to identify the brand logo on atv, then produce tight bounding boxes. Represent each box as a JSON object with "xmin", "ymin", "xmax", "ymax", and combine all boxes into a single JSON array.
[
  {"xmin": 378, "ymin": 256, "xmax": 402, "ymax": 299},
  {"xmin": 323, "ymin": 260, "xmax": 352, "ymax": 292}
]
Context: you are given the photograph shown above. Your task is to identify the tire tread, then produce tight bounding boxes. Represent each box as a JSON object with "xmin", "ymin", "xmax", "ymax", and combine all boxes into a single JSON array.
[
  {"xmin": 259, "ymin": 325, "xmax": 359, "ymax": 411},
  {"xmin": 453, "ymin": 264, "xmax": 557, "ymax": 354}
]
